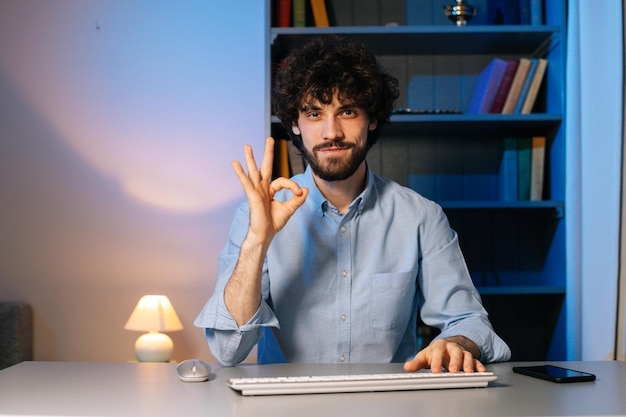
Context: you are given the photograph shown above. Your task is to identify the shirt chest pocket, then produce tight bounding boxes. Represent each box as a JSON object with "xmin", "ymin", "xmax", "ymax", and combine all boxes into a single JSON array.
[{"xmin": 370, "ymin": 269, "xmax": 418, "ymax": 331}]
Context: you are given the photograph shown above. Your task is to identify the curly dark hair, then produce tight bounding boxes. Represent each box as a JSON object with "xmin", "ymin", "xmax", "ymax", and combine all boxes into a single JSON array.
[{"xmin": 272, "ymin": 36, "xmax": 399, "ymax": 151}]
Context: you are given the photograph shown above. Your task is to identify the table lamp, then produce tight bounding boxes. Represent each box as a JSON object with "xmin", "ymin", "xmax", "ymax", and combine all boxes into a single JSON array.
[{"xmin": 124, "ymin": 295, "xmax": 183, "ymax": 362}]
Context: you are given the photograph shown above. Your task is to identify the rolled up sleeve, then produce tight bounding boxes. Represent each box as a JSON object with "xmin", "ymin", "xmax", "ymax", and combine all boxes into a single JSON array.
[{"xmin": 195, "ymin": 291, "xmax": 279, "ymax": 366}]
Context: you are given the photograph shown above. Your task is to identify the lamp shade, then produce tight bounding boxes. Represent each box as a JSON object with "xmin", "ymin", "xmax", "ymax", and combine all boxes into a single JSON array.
[{"xmin": 124, "ymin": 295, "xmax": 183, "ymax": 332}]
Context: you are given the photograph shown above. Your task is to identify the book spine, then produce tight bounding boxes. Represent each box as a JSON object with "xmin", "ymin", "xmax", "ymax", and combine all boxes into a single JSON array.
[
  {"xmin": 501, "ymin": 58, "xmax": 531, "ymax": 114},
  {"xmin": 513, "ymin": 58, "xmax": 538, "ymax": 114},
  {"xmin": 310, "ymin": 0, "xmax": 329, "ymax": 27},
  {"xmin": 520, "ymin": 58, "xmax": 548, "ymax": 114},
  {"xmin": 499, "ymin": 137, "xmax": 518, "ymax": 201},
  {"xmin": 275, "ymin": 138, "xmax": 291, "ymax": 178},
  {"xmin": 490, "ymin": 59, "xmax": 519, "ymax": 113},
  {"xmin": 530, "ymin": 136, "xmax": 546, "ymax": 201},
  {"xmin": 292, "ymin": 0, "xmax": 306, "ymax": 27},
  {"xmin": 467, "ymin": 58, "xmax": 508, "ymax": 114},
  {"xmin": 519, "ymin": 0, "xmax": 531, "ymax": 24},
  {"xmin": 517, "ymin": 137, "xmax": 532, "ymax": 200},
  {"xmin": 530, "ymin": 0, "xmax": 543, "ymax": 25},
  {"xmin": 277, "ymin": 0, "xmax": 291, "ymax": 27}
]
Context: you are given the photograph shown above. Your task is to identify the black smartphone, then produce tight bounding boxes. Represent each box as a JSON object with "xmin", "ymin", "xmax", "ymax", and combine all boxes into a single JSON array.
[{"xmin": 512, "ymin": 365, "xmax": 596, "ymax": 383}]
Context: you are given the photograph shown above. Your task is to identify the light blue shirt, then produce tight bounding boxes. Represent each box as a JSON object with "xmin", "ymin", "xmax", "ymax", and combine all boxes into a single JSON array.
[{"xmin": 195, "ymin": 165, "xmax": 511, "ymax": 366}]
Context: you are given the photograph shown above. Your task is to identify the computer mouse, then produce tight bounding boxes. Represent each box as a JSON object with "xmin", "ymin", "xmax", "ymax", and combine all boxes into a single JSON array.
[{"xmin": 176, "ymin": 359, "xmax": 211, "ymax": 382}]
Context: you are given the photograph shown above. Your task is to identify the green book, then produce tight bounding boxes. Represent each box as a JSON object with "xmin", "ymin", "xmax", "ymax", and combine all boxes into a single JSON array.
[{"xmin": 292, "ymin": 0, "xmax": 305, "ymax": 27}]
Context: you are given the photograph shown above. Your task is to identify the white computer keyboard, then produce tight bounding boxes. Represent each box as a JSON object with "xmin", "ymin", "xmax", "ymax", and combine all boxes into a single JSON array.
[{"xmin": 227, "ymin": 371, "xmax": 498, "ymax": 396}]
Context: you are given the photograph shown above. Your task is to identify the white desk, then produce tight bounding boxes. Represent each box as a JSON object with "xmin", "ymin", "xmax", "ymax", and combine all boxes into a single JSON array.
[{"xmin": 0, "ymin": 361, "xmax": 624, "ymax": 416}]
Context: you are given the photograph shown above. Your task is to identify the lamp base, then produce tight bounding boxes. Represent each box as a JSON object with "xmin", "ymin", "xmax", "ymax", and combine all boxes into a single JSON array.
[{"xmin": 134, "ymin": 331, "xmax": 173, "ymax": 362}]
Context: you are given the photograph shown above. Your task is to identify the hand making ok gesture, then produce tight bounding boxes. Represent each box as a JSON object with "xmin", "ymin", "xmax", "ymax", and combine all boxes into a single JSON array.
[{"xmin": 231, "ymin": 137, "xmax": 309, "ymax": 246}]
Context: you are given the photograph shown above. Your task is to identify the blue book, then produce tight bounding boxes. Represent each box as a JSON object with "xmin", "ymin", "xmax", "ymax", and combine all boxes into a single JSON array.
[
  {"xmin": 530, "ymin": 0, "xmax": 543, "ymax": 25},
  {"xmin": 467, "ymin": 58, "xmax": 509, "ymax": 114},
  {"xmin": 519, "ymin": 0, "xmax": 531, "ymax": 24},
  {"xmin": 513, "ymin": 58, "xmax": 538, "ymax": 113},
  {"xmin": 487, "ymin": 0, "xmax": 521, "ymax": 24},
  {"xmin": 490, "ymin": 59, "xmax": 519, "ymax": 113},
  {"xmin": 499, "ymin": 138, "xmax": 518, "ymax": 201},
  {"xmin": 517, "ymin": 137, "xmax": 532, "ymax": 200}
]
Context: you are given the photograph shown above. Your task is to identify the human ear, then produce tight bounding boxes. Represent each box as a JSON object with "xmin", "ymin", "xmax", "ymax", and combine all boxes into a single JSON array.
[
  {"xmin": 292, "ymin": 123, "xmax": 301, "ymax": 135},
  {"xmin": 369, "ymin": 119, "xmax": 378, "ymax": 131}
]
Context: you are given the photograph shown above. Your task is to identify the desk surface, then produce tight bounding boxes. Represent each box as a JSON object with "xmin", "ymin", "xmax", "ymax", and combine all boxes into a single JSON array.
[{"xmin": 0, "ymin": 361, "xmax": 624, "ymax": 417}]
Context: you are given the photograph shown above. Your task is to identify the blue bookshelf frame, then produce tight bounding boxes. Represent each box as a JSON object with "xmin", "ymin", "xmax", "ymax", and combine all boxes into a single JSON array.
[{"xmin": 268, "ymin": 0, "xmax": 567, "ymax": 361}]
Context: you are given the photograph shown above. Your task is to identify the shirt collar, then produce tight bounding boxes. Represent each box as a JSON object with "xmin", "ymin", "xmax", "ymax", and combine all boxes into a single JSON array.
[{"xmin": 302, "ymin": 163, "xmax": 375, "ymax": 217}]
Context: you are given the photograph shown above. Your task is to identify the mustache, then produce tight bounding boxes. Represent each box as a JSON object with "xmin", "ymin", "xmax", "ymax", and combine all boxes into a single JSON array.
[{"xmin": 313, "ymin": 140, "xmax": 354, "ymax": 152}]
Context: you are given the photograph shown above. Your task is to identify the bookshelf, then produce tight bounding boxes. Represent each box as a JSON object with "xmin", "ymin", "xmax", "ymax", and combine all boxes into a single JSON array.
[{"xmin": 267, "ymin": 0, "xmax": 566, "ymax": 361}]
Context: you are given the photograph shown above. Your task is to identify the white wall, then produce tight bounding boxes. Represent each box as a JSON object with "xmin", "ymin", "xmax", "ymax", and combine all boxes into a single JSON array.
[{"xmin": 0, "ymin": 1, "xmax": 267, "ymax": 362}]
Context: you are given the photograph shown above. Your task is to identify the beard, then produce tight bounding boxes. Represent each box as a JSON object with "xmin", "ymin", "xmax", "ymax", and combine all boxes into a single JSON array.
[{"xmin": 301, "ymin": 139, "xmax": 368, "ymax": 181}]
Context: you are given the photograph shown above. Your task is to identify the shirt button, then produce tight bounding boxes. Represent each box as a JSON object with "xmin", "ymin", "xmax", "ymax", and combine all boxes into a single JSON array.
[
  {"xmin": 341, "ymin": 314, "xmax": 347, "ymax": 321},
  {"xmin": 341, "ymin": 269, "xmax": 348, "ymax": 278},
  {"xmin": 340, "ymin": 226, "xmax": 347, "ymax": 233},
  {"xmin": 339, "ymin": 355, "xmax": 345, "ymax": 362}
]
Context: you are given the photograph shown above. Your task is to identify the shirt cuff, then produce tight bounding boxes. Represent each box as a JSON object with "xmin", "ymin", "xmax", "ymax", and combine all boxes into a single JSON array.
[{"xmin": 194, "ymin": 290, "xmax": 279, "ymax": 331}]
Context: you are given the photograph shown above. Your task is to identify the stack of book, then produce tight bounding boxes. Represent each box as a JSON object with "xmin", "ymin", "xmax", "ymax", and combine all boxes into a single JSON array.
[
  {"xmin": 467, "ymin": 57, "xmax": 548, "ymax": 115},
  {"xmin": 500, "ymin": 136, "xmax": 546, "ymax": 202},
  {"xmin": 272, "ymin": 0, "xmax": 329, "ymax": 27},
  {"xmin": 467, "ymin": 57, "xmax": 549, "ymax": 202}
]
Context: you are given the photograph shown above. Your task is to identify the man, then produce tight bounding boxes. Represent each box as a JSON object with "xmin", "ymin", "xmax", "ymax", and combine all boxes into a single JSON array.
[{"xmin": 195, "ymin": 36, "xmax": 510, "ymax": 373}]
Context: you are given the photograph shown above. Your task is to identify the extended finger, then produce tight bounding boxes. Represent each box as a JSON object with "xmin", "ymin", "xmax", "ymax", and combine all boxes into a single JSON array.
[
  {"xmin": 232, "ymin": 160, "xmax": 256, "ymax": 194},
  {"xmin": 243, "ymin": 144, "xmax": 263, "ymax": 183},
  {"xmin": 259, "ymin": 137, "xmax": 275, "ymax": 182}
]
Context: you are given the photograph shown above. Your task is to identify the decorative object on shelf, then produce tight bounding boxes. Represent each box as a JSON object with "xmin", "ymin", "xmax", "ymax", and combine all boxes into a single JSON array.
[
  {"xmin": 124, "ymin": 295, "xmax": 183, "ymax": 362},
  {"xmin": 444, "ymin": 0, "xmax": 477, "ymax": 26}
]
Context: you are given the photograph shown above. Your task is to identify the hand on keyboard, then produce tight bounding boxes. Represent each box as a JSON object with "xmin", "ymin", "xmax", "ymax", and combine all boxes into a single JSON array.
[{"xmin": 404, "ymin": 337, "xmax": 486, "ymax": 374}]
